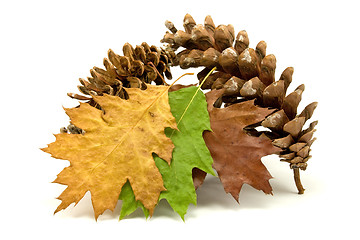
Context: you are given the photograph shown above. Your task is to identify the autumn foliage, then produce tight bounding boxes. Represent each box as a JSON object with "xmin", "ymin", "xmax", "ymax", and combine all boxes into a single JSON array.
[
  {"xmin": 201, "ymin": 89, "xmax": 280, "ymax": 200},
  {"xmin": 42, "ymin": 14, "xmax": 318, "ymax": 221}
]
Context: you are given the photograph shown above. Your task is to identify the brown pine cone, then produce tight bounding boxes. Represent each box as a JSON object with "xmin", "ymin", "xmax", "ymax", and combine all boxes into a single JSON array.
[
  {"xmin": 162, "ymin": 14, "xmax": 318, "ymax": 185},
  {"xmin": 68, "ymin": 42, "xmax": 174, "ymax": 105}
]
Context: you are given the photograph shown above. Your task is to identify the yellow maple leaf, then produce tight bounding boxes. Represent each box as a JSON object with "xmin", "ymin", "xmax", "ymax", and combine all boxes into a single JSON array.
[{"xmin": 42, "ymin": 84, "xmax": 177, "ymax": 220}]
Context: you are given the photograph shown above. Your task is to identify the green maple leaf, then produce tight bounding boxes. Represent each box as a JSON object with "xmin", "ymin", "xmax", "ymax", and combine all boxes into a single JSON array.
[{"xmin": 119, "ymin": 85, "xmax": 215, "ymax": 220}]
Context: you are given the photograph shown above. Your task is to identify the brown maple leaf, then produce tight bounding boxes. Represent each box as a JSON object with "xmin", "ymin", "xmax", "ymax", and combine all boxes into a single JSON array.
[
  {"xmin": 42, "ymin": 84, "xmax": 177, "ymax": 220},
  {"xmin": 201, "ymin": 89, "xmax": 280, "ymax": 201}
]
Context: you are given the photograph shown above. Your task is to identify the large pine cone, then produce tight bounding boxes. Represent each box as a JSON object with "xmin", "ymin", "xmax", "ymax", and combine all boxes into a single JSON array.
[{"xmin": 161, "ymin": 14, "xmax": 317, "ymax": 171}]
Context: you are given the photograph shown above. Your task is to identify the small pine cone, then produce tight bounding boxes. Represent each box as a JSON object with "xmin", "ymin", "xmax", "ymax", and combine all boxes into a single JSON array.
[
  {"xmin": 62, "ymin": 42, "xmax": 174, "ymax": 134},
  {"xmin": 68, "ymin": 42, "xmax": 174, "ymax": 107},
  {"xmin": 161, "ymin": 14, "xmax": 318, "ymax": 171}
]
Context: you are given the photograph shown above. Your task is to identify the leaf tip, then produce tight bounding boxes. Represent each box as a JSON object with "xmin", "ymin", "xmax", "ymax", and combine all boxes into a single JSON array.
[
  {"xmin": 54, "ymin": 204, "xmax": 63, "ymax": 216},
  {"xmin": 62, "ymin": 105, "xmax": 70, "ymax": 112},
  {"xmin": 40, "ymin": 146, "xmax": 48, "ymax": 153}
]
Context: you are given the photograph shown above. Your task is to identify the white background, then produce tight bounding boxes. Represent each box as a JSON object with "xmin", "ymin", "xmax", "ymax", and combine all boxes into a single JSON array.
[{"xmin": 1, "ymin": 0, "xmax": 359, "ymax": 239}]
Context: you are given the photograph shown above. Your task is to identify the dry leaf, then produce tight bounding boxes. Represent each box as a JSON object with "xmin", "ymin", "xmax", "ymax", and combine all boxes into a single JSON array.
[
  {"xmin": 202, "ymin": 89, "xmax": 280, "ymax": 201},
  {"xmin": 42, "ymin": 84, "xmax": 177, "ymax": 220}
]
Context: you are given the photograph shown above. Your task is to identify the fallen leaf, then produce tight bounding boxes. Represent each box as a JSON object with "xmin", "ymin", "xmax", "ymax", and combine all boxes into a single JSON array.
[
  {"xmin": 119, "ymin": 85, "xmax": 215, "ymax": 220},
  {"xmin": 157, "ymin": 86, "xmax": 215, "ymax": 219},
  {"xmin": 42, "ymin": 84, "xmax": 177, "ymax": 220},
  {"xmin": 202, "ymin": 89, "xmax": 280, "ymax": 201}
]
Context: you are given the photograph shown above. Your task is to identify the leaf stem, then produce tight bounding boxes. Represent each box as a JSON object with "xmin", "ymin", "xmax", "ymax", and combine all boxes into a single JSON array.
[
  {"xmin": 293, "ymin": 168, "xmax": 305, "ymax": 194},
  {"xmin": 168, "ymin": 73, "xmax": 195, "ymax": 88}
]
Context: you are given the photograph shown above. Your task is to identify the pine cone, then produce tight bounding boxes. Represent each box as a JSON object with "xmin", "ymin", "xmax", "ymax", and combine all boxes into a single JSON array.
[
  {"xmin": 63, "ymin": 42, "xmax": 174, "ymax": 134},
  {"xmin": 68, "ymin": 42, "xmax": 173, "ymax": 105},
  {"xmin": 162, "ymin": 14, "xmax": 317, "ymax": 176}
]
